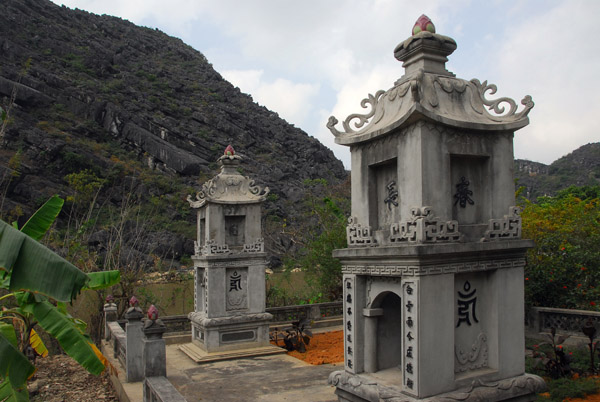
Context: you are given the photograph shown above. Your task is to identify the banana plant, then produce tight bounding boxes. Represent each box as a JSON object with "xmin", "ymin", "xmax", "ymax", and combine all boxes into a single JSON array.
[{"xmin": 0, "ymin": 195, "xmax": 120, "ymax": 402}]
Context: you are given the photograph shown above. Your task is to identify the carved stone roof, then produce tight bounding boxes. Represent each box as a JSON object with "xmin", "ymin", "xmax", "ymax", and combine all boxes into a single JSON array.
[
  {"xmin": 188, "ymin": 147, "xmax": 269, "ymax": 207},
  {"xmin": 327, "ymin": 21, "xmax": 534, "ymax": 146}
]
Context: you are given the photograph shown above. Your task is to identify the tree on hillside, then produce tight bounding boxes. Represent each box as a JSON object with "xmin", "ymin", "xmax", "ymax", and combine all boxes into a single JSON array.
[
  {"xmin": 520, "ymin": 186, "xmax": 600, "ymax": 310},
  {"xmin": 281, "ymin": 178, "xmax": 350, "ymax": 302}
]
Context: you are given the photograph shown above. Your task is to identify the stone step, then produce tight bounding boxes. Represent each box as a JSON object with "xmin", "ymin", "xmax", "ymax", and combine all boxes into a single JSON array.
[{"xmin": 178, "ymin": 343, "xmax": 286, "ymax": 364}]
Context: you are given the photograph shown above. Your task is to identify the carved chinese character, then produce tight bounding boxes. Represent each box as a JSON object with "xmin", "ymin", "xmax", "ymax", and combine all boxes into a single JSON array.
[
  {"xmin": 347, "ymin": 321, "xmax": 352, "ymax": 331},
  {"xmin": 407, "ymin": 379, "xmax": 414, "ymax": 389},
  {"xmin": 229, "ymin": 271, "xmax": 242, "ymax": 291},
  {"xmin": 346, "ymin": 281, "xmax": 352, "ymax": 289},
  {"xmin": 346, "ymin": 294, "xmax": 352, "ymax": 303},
  {"xmin": 347, "ymin": 346, "xmax": 353, "ymax": 356},
  {"xmin": 406, "ymin": 346, "xmax": 413, "ymax": 358},
  {"xmin": 406, "ymin": 300, "xmax": 413, "ymax": 312},
  {"xmin": 347, "ymin": 359, "xmax": 353, "ymax": 369},
  {"xmin": 384, "ymin": 180, "xmax": 399, "ymax": 210},
  {"xmin": 406, "ymin": 362, "xmax": 413, "ymax": 374},
  {"xmin": 406, "ymin": 316, "xmax": 413, "ymax": 327},
  {"xmin": 407, "ymin": 332, "xmax": 414, "ymax": 341},
  {"xmin": 347, "ymin": 307, "xmax": 352, "ymax": 316},
  {"xmin": 456, "ymin": 280, "xmax": 479, "ymax": 327},
  {"xmin": 454, "ymin": 176, "xmax": 474, "ymax": 208},
  {"xmin": 406, "ymin": 285, "xmax": 413, "ymax": 295},
  {"xmin": 347, "ymin": 334, "xmax": 352, "ymax": 343}
]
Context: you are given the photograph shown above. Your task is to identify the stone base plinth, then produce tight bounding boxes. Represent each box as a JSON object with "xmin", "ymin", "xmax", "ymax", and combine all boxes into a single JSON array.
[
  {"xmin": 188, "ymin": 311, "xmax": 272, "ymax": 353},
  {"xmin": 328, "ymin": 370, "xmax": 546, "ymax": 402}
]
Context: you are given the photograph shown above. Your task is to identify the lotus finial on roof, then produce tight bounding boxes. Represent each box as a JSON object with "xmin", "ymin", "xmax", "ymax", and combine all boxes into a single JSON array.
[
  {"xmin": 412, "ymin": 15, "xmax": 435, "ymax": 35},
  {"xmin": 224, "ymin": 144, "xmax": 235, "ymax": 156}
]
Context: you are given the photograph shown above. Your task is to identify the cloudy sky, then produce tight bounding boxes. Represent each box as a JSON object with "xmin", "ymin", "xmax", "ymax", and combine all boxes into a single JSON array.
[{"xmin": 50, "ymin": 0, "xmax": 599, "ymax": 168}]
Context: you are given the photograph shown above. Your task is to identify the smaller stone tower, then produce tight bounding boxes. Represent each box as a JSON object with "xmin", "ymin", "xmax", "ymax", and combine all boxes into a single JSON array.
[{"xmin": 186, "ymin": 145, "xmax": 273, "ymax": 354}]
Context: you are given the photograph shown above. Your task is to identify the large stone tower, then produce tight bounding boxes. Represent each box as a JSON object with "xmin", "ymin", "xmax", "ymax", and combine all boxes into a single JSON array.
[
  {"xmin": 186, "ymin": 145, "xmax": 273, "ymax": 354},
  {"xmin": 327, "ymin": 16, "xmax": 545, "ymax": 401}
]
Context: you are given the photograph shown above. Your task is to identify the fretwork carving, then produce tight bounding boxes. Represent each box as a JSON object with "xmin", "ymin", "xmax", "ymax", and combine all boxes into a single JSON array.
[
  {"xmin": 481, "ymin": 206, "xmax": 521, "ymax": 241},
  {"xmin": 201, "ymin": 240, "xmax": 230, "ymax": 255},
  {"xmin": 346, "ymin": 217, "xmax": 377, "ymax": 247},
  {"xmin": 390, "ymin": 206, "xmax": 462, "ymax": 243},
  {"xmin": 242, "ymin": 238, "xmax": 264, "ymax": 253}
]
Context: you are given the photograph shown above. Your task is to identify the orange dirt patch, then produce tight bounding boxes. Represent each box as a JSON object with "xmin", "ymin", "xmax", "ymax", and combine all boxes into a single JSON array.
[{"xmin": 272, "ymin": 330, "xmax": 344, "ymax": 365}]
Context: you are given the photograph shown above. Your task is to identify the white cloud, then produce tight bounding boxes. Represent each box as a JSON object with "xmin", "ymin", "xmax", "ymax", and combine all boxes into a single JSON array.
[
  {"xmin": 221, "ymin": 70, "xmax": 320, "ymax": 128},
  {"xmin": 489, "ymin": 1, "xmax": 600, "ymax": 164}
]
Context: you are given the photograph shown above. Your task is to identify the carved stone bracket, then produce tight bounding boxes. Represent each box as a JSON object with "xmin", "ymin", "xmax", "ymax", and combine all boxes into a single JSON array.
[
  {"xmin": 242, "ymin": 238, "xmax": 264, "ymax": 253},
  {"xmin": 455, "ymin": 333, "xmax": 488, "ymax": 373},
  {"xmin": 346, "ymin": 217, "xmax": 377, "ymax": 247},
  {"xmin": 390, "ymin": 206, "xmax": 463, "ymax": 243},
  {"xmin": 201, "ymin": 239, "xmax": 230, "ymax": 255},
  {"xmin": 481, "ymin": 206, "xmax": 521, "ymax": 242}
]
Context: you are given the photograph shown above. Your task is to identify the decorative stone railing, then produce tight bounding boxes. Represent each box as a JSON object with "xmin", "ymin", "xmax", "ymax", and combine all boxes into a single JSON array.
[
  {"xmin": 143, "ymin": 377, "xmax": 186, "ymax": 402},
  {"xmin": 104, "ymin": 301, "xmax": 188, "ymax": 402},
  {"xmin": 161, "ymin": 315, "xmax": 192, "ymax": 334},
  {"xmin": 143, "ymin": 302, "xmax": 344, "ymax": 331},
  {"xmin": 526, "ymin": 307, "xmax": 600, "ymax": 337},
  {"xmin": 266, "ymin": 301, "xmax": 343, "ymax": 324},
  {"xmin": 108, "ymin": 321, "xmax": 126, "ymax": 368}
]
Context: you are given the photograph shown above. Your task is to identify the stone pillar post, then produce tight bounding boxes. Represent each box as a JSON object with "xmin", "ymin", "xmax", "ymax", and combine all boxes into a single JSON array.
[
  {"xmin": 363, "ymin": 308, "xmax": 382, "ymax": 373},
  {"xmin": 125, "ymin": 296, "xmax": 144, "ymax": 382},
  {"xmin": 143, "ymin": 305, "xmax": 167, "ymax": 378},
  {"xmin": 103, "ymin": 295, "xmax": 117, "ymax": 341}
]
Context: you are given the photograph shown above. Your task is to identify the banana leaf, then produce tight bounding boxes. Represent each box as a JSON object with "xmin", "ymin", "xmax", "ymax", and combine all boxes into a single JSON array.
[
  {"xmin": 31, "ymin": 301, "xmax": 104, "ymax": 375},
  {"xmin": 17, "ymin": 195, "xmax": 64, "ymax": 241},
  {"xmin": 0, "ymin": 377, "xmax": 29, "ymax": 402},
  {"xmin": 0, "ymin": 333, "xmax": 34, "ymax": 389},
  {"xmin": 0, "ymin": 221, "xmax": 89, "ymax": 302},
  {"xmin": 28, "ymin": 329, "xmax": 48, "ymax": 358},
  {"xmin": 85, "ymin": 270, "xmax": 121, "ymax": 290}
]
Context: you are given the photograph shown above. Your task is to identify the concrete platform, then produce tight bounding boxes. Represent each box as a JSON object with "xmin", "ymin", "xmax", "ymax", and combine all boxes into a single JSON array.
[
  {"xmin": 168, "ymin": 345, "xmax": 340, "ymax": 401},
  {"xmin": 102, "ymin": 334, "xmax": 342, "ymax": 402}
]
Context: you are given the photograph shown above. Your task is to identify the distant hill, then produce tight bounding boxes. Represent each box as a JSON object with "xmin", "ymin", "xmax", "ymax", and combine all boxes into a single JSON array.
[
  {"xmin": 0, "ymin": 0, "xmax": 346, "ymax": 269},
  {"xmin": 515, "ymin": 143, "xmax": 600, "ymax": 200}
]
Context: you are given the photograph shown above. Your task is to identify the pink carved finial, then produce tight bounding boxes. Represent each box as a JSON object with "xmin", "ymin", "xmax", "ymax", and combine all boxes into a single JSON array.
[
  {"xmin": 412, "ymin": 14, "xmax": 435, "ymax": 35},
  {"xmin": 105, "ymin": 294, "xmax": 114, "ymax": 303},
  {"xmin": 129, "ymin": 295, "xmax": 138, "ymax": 307},
  {"xmin": 147, "ymin": 304, "xmax": 159, "ymax": 320},
  {"xmin": 224, "ymin": 144, "xmax": 235, "ymax": 156}
]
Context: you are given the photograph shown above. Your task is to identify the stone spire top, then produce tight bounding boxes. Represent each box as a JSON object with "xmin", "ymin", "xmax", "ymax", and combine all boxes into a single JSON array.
[
  {"xmin": 326, "ymin": 15, "xmax": 534, "ymax": 144},
  {"xmin": 187, "ymin": 145, "xmax": 269, "ymax": 207}
]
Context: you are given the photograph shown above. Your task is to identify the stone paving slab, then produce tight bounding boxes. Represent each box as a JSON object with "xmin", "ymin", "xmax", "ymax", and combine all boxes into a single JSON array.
[{"xmin": 166, "ymin": 344, "xmax": 341, "ymax": 402}]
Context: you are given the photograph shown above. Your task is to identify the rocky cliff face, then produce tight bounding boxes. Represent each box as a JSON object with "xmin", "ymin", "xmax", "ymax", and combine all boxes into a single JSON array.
[
  {"xmin": 515, "ymin": 142, "xmax": 600, "ymax": 200},
  {"xmin": 0, "ymin": 0, "xmax": 347, "ymax": 269}
]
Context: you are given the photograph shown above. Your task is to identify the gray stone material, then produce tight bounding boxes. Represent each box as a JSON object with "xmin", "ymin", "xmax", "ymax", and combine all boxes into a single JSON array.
[
  {"xmin": 125, "ymin": 306, "xmax": 144, "ymax": 382},
  {"xmin": 103, "ymin": 302, "xmax": 117, "ymax": 341},
  {"xmin": 187, "ymin": 146, "xmax": 272, "ymax": 354},
  {"xmin": 143, "ymin": 376, "xmax": 187, "ymax": 402},
  {"xmin": 328, "ymin": 15, "xmax": 544, "ymax": 402}
]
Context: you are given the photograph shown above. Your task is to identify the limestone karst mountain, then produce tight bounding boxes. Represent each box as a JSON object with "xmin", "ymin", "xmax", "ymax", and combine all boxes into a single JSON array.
[
  {"xmin": 515, "ymin": 142, "xmax": 600, "ymax": 200},
  {"xmin": 0, "ymin": 0, "xmax": 346, "ymax": 269}
]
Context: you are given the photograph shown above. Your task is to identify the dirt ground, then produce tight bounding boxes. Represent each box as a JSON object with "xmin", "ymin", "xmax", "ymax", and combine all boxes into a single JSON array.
[{"xmin": 28, "ymin": 354, "xmax": 118, "ymax": 402}]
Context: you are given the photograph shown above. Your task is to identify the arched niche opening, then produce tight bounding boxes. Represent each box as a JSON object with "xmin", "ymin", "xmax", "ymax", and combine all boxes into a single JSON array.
[{"xmin": 364, "ymin": 291, "xmax": 403, "ymax": 373}]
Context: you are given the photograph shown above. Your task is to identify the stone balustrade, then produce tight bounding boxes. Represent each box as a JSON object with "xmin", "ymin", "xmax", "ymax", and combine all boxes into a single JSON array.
[
  {"xmin": 143, "ymin": 377, "xmax": 187, "ymax": 402},
  {"xmin": 526, "ymin": 306, "xmax": 600, "ymax": 338}
]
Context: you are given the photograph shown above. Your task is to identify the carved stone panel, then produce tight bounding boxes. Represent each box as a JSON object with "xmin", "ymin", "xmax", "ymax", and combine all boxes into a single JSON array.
[
  {"xmin": 226, "ymin": 267, "xmax": 248, "ymax": 311},
  {"xmin": 402, "ymin": 280, "xmax": 418, "ymax": 395},
  {"xmin": 369, "ymin": 159, "xmax": 399, "ymax": 230},
  {"xmin": 454, "ymin": 274, "xmax": 490, "ymax": 374},
  {"xmin": 450, "ymin": 155, "xmax": 489, "ymax": 225}
]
